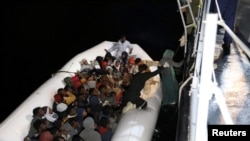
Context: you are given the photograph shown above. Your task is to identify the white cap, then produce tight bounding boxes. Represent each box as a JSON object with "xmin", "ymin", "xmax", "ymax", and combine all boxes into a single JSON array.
[{"xmin": 56, "ymin": 103, "xmax": 68, "ymax": 112}]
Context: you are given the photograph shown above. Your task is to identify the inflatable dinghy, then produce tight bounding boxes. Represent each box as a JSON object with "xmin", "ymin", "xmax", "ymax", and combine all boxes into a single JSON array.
[{"xmin": 0, "ymin": 41, "xmax": 163, "ymax": 141}]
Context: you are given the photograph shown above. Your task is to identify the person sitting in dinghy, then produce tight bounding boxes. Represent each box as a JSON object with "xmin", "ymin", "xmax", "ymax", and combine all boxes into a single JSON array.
[
  {"xmin": 24, "ymin": 106, "xmax": 46, "ymax": 141},
  {"xmin": 79, "ymin": 58, "xmax": 94, "ymax": 74}
]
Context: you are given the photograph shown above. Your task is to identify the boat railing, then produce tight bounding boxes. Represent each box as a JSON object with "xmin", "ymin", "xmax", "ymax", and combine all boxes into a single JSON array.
[{"xmin": 178, "ymin": 0, "xmax": 250, "ymax": 141}]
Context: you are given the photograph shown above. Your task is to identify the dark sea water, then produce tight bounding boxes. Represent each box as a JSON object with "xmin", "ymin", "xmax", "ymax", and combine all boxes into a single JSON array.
[{"xmin": 2, "ymin": 1, "xmax": 183, "ymax": 139}]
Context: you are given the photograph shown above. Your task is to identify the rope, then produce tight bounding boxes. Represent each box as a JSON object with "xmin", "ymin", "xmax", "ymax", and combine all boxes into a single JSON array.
[{"xmin": 51, "ymin": 70, "xmax": 76, "ymax": 77}]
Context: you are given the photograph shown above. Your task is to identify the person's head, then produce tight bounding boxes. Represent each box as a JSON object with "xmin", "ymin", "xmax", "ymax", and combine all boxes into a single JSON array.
[
  {"xmin": 48, "ymin": 127, "xmax": 61, "ymax": 138},
  {"xmin": 135, "ymin": 58, "xmax": 142, "ymax": 65},
  {"xmin": 101, "ymin": 61, "xmax": 108, "ymax": 69},
  {"xmin": 72, "ymin": 135, "xmax": 85, "ymax": 141},
  {"xmin": 128, "ymin": 57, "xmax": 135, "ymax": 65},
  {"xmin": 80, "ymin": 58, "xmax": 88, "ymax": 65},
  {"xmin": 99, "ymin": 117, "xmax": 110, "ymax": 128},
  {"xmin": 120, "ymin": 35, "xmax": 126, "ymax": 43},
  {"xmin": 82, "ymin": 116, "xmax": 96, "ymax": 130},
  {"xmin": 58, "ymin": 88, "xmax": 68, "ymax": 96},
  {"xmin": 114, "ymin": 59, "xmax": 121, "ymax": 66},
  {"xmin": 89, "ymin": 88, "xmax": 99, "ymax": 96},
  {"xmin": 104, "ymin": 52, "xmax": 113, "ymax": 60},
  {"xmin": 68, "ymin": 118, "xmax": 80, "ymax": 129},
  {"xmin": 52, "ymin": 119, "xmax": 63, "ymax": 130},
  {"xmin": 121, "ymin": 51, "xmax": 128, "ymax": 59},
  {"xmin": 98, "ymin": 84, "xmax": 108, "ymax": 94},
  {"xmin": 138, "ymin": 64, "xmax": 149, "ymax": 73},
  {"xmin": 67, "ymin": 105, "xmax": 77, "ymax": 118},
  {"xmin": 54, "ymin": 93, "xmax": 63, "ymax": 103},
  {"xmin": 163, "ymin": 49, "xmax": 174, "ymax": 59},
  {"xmin": 102, "ymin": 105, "xmax": 113, "ymax": 116},
  {"xmin": 85, "ymin": 105, "xmax": 91, "ymax": 113},
  {"xmin": 33, "ymin": 119, "xmax": 47, "ymax": 132},
  {"xmin": 32, "ymin": 107, "xmax": 46, "ymax": 117},
  {"xmin": 106, "ymin": 66, "xmax": 113, "ymax": 74}
]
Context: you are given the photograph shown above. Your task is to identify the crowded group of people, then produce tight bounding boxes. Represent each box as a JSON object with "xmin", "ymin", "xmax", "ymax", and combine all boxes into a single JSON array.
[{"xmin": 23, "ymin": 35, "xmax": 175, "ymax": 141}]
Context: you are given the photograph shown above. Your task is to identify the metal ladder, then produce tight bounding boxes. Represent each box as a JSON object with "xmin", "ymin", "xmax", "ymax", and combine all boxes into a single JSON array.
[{"xmin": 176, "ymin": 0, "xmax": 197, "ymax": 55}]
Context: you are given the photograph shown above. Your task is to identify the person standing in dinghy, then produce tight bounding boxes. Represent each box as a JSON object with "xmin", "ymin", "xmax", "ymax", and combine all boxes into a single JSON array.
[
  {"xmin": 121, "ymin": 63, "xmax": 167, "ymax": 112},
  {"xmin": 104, "ymin": 35, "xmax": 133, "ymax": 60}
]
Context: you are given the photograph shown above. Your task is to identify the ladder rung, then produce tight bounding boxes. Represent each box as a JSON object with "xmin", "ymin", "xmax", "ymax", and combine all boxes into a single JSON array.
[
  {"xmin": 181, "ymin": 4, "xmax": 189, "ymax": 9},
  {"xmin": 185, "ymin": 23, "xmax": 194, "ymax": 28}
]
